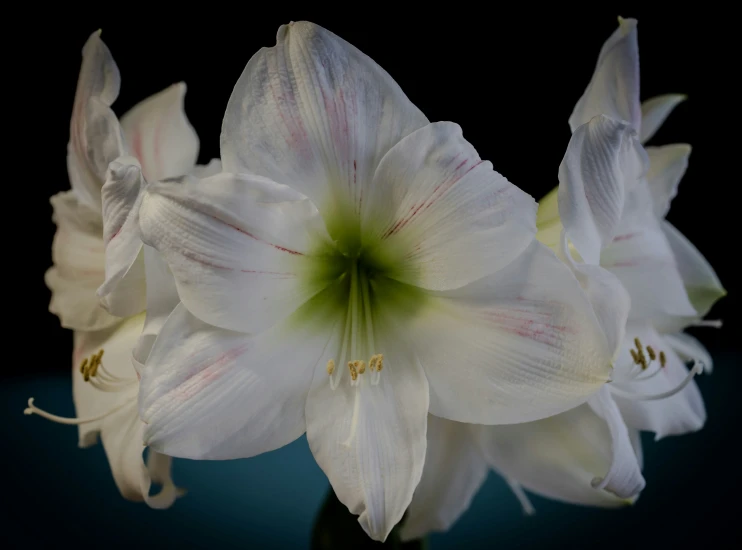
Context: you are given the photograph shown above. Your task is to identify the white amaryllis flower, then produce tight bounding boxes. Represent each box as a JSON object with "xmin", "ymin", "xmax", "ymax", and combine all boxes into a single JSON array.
[
  {"xmin": 29, "ymin": 30, "xmax": 214, "ymax": 507},
  {"xmin": 401, "ymin": 17, "xmax": 726, "ymax": 540},
  {"xmin": 135, "ymin": 21, "xmax": 617, "ymax": 541}
]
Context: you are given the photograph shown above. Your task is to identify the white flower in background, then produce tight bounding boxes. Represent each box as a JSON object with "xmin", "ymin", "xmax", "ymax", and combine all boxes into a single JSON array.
[
  {"xmin": 135, "ymin": 21, "xmax": 619, "ymax": 541},
  {"xmin": 29, "ymin": 30, "xmax": 216, "ymax": 508},
  {"xmin": 401, "ymin": 17, "xmax": 726, "ymax": 540}
]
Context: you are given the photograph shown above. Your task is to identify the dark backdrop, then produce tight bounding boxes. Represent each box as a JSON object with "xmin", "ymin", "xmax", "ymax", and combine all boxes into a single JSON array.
[{"xmin": 6, "ymin": 5, "xmax": 738, "ymax": 549}]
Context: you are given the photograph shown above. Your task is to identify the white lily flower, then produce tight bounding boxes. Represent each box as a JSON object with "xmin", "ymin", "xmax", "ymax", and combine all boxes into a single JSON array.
[
  {"xmin": 551, "ymin": 16, "xmax": 724, "ymax": 435},
  {"xmin": 26, "ymin": 315, "xmax": 180, "ymax": 508},
  {"xmin": 136, "ymin": 21, "xmax": 616, "ymax": 541},
  {"xmin": 402, "ymin": 17, "xmax": 726, "ymax": 539},
  {"xmin": 31, "ymin": 30, "xmax": 214, "ymax": 508}
]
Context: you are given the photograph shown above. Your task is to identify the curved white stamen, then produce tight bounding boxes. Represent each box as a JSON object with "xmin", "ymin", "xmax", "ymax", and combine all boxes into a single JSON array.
[
  {"xmin": 610, "ymin": 361, "xmax": 704, "ymax": 401},
  {"xmin": 24, "ymin": 397, "xmax": 134, "ymax": 425},
  {"xmin": 342, "ymin": 389, "xmax": 362, "ymax": 448},
  {"xmin": 506, "ymin": 477, "xmax": 535, "ymax": 516},
  {"xmin": 632, "ymin": 366, "xmax": 663, "ymax": 382},
  {"xmin": 690, "ymin": 319, "xmax": 723, "ymax": 329}
]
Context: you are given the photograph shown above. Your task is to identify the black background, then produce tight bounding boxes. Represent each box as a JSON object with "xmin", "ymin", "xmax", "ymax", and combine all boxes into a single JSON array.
[{"xmin": 6, "ymin": 4, "xmax": 739, "ymax": 549}]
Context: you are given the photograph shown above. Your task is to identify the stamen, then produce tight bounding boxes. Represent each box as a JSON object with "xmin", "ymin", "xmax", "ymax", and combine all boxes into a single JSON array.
[
  {"xmin": 646, "ymin": 346, "xmax": 656, "ymax": 361},
  {"xmin": 356, "ymin": 360, "xmax": 366, "ymax": 374},
  {"xmin": 610, "ymin": 361, "xmax": 704, "ymax": 401},
  {"xmin": 630, "ymin": 349, "xmax": 640, "ymax": 365},
  {"xmin": 348, "ymin": 361, "xmax": 358, "ymax": 382},
  {"xmin": 690, "ymin": 319, "xmax": 723, "ymax": 329},
  {"xmin": 506, "ymin": 478, "xmax": 535, "ymax": 516},
  {"xmin": 326, "ymin": 360, "xmax": 335, "ymax": 376},
  {"xmin": 659, "ymin": 351, "xmax": 666, "ymax": 368},
  {"xmin": 24, "ymin": 397, "xmax": 134, "ymax": 425},
  {"xmin": 77, "ymin": 349, "xmax": 136, "ymax": 392}
]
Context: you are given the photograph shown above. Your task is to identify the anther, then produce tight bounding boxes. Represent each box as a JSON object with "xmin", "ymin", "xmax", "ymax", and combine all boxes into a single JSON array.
[
  {"xmin": 375, "ymin": 354, "xmax": 384, "ymax": 372},
  {"xmin": 356, "ymin": 360, "xmax": 366, "ymax": 374},
  {"xmin": 646, "ymin": 346, "xmax": 656, "ymax": 361},
  {"xmin": 630, "ymin": 349, "xmax": 640, "ymax": 365},
  {"xmin": 659, "ymin": 351, "xmax": 666, "ymax": 368},
  {"xmin": 326, "ymin": 360, "xmax": 335, "ymax": 376},
  {"xmin": 348, "ymin": 361, "xmax": 358, "ymax": 381}
]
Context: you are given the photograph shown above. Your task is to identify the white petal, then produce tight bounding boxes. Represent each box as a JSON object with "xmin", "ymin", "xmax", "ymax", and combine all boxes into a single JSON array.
[
  {"xmin": 121, "ymin": 82, "xmax": 199, "ymax": 182},
  {"xmin": 384, "ymin": 241, "xmax": 612, "ymax": 425},
  {"xmin": 363, "ymin": 122, "xmax": 536, "ymax": 290},
  {"xmin": 72, "ymin": 314, "xmax": 144, "ymax": 449},
  {"xmin": 640, "ymin": 94, "xmax": 687, "ymax": 143},
  {"xmin": 305, "ymin": 332, "xmax": 429, "ymax": 542},
  {"xmin": 645, "ymin": 144, "xmax": 691, "ymax": 218},
  {"xmin": 68, "ymin": 31, "xmax": 126, "ymax": 211},
  {"xmin": 132, "ymin": 245, "xmax": 181, "ymax": 374},
  {"xmin": 586, "ymin": 387, "xmax": 646, "ymax": 498},
  {"xmin": 400, "ymin": 415, "xmax": 488, "ymax": 541},
  {"xmin": 567, "ymin": 262, "xmax": 631, "ymax": 361},
  {"xmin": 612, "ymin": 324, "xmax": 706, "ymax": 438},
  {"xmin": 475, "ymin": 399, "xmax": 641, "ymax": 507},
  {"xmin": 139, "ymin": 172, "xmax": 336, "ymax": 333},
  {"xmin": 98, "ymin": 157, "xmax": 147, "ymax": 317},
  {"xmin": 191, "ymin": 158, "xmax": 222, "ymax": 178},
  {"xmin": 602, "ymin": 216, "xmax": 697, "ymax": 322},
  {"xmin": 45, "ymin": 191, "xmax": 119, "ymax": 331},
  {"xmin": 664, "ymin": 331, "xmax": 714, "ymax": 374},
  {"xmin": 569, "ymin": 18, "xmax": 640, "ymax": 132},
  {"xmin": 661, "ymin": 220, "xmax": 725, "ymax": 319},
  {"xmin": 558, "ymin": 115, "xmax": 647, "ymax": 265},
  {"xmin": 99, "ymin": 402, "xmax": 179, "ymax": 509},
  {"xmin": 140, "ymin": 283, "xmax": 346, "ymax": 459},
  {"xmin": 221, "ymin": 21, "xmax": 428, "ymax": 235}
]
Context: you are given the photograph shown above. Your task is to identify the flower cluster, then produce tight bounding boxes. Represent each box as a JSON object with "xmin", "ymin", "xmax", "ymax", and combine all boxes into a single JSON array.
[{"xmin": 28, "ymin": 18, "xmax": 725, "ymax": 542}]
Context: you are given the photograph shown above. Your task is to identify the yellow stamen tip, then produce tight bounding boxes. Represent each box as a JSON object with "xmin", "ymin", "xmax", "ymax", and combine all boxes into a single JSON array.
[
  {"xmin": 647, "ymin": 346, "xmax": 656, "ymax": 361},
  {"xmin": 326, "ymin": 359, "xmax": 335, "ymax": 376},
  {"xmin": 357, "ymin": 360, "xmax": 366, "ymax": 374}
]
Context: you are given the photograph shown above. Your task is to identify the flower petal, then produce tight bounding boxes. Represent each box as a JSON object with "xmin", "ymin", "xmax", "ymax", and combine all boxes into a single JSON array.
[
  {"xmin": 661, "ymin": 220, "xmax": 725, "ymax": 319},
  {"xmin": 558, "ymin": 114, "xmax": 646, "ymax": 265},
  {"xmin": 141, "ymin": 281, "xmax": 347, "ymax": 459},
  {"xmin": 99, "ymin": 403, "xmax": 179, "ymax": 509},
  {"xmin": 640, "ymin": 94, "xmax": 686, "ymax": 144},
  {"xmin": 45, "ymin": 191, "xmax": 119, "ymax": 331},
  {"xmin": 664, "ymin": 331, "xmax": 714, "ymax": 374},
  {"xmin": 221, "ymin": 21, "xmax": 428, "ymax": 236},
  {"xmin": 645, "ymin": 144, "xmax": 691, "ymax": 218},
  {"xmin": 475, "ymin": 398, "xmax": 642, "ymax": 507},
  {"xmin": 121, "ymin": 82, "xmax": 199, "ymax": 182},
  {"xmin": 602, "ymin": 214, "xmax": 697, "ymax": 322},
  {"xmin": 400, "ymin": 415, "xmax": 488, "ymax": 541},
  {"xmin": 363, "ymin": 122, "xmax": 536, "ymax": 290},
  {"xmin": 68, "ymin": 31, "xmax": 126, "ymax": 211},
  {"xmin": 569, "ymin": 18, "xmax": 640, "ymax": 132},
  {"xmin": 132, "ymin": 245, "xmax": 181, "ymax": 374},
  {"xmin": 586, "ymin": 387, "xmax": 646, "ymax": 498},
  {"xmin": 382, "ymin": 241, "xmax": 612, "ymax": 425},
  {"xmin": 139, "ymin": 172, "xmax": 337, "ymax": 333},
  {"xmin": 192, "ymin": 158, "xmax": 222, "ymax": 178},
  {"xmin": 72, "ymin": 314, "xmax": 144, "ymax": 448},
  {"xmin": 305, "ymin": 331, "xmax": 429, "ymax": 542},
  {"xmin": 612, "ymin": 323, "xmax": 706, "ymax": 438},
  {"xmin": 98, "ymin": 156, "xmax": 147, "ymax": 317}
]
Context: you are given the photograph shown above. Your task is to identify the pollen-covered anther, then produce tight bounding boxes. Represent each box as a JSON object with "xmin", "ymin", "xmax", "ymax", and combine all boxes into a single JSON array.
[
  {"xmin": 80, "ymin": 349, "xmax": 105, "ymax": 381},
  {"xmin": 633, "ymin": 338, "xmax": 648, "ymax": 369},
  {"xmin": 356, "ymin": 360, "xmax": 366, "ymax": 374},
  {"xmin": 348, "ymin": 361, "xmax": 358, "ymax": 381},
  {"xmin": 369, "ymin": 353, "xmax": 384, "ymax": 372},
  {"xmin": 646, "ymin": 346, "xmax": 656, "ymax": 361},
  {"xmin": 659, "ymin": 351, "xmax": 667, "ymax": 368},
  {"xmin": 326, "ymin": 359, "xmax": 335, "ymax": 376}
]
